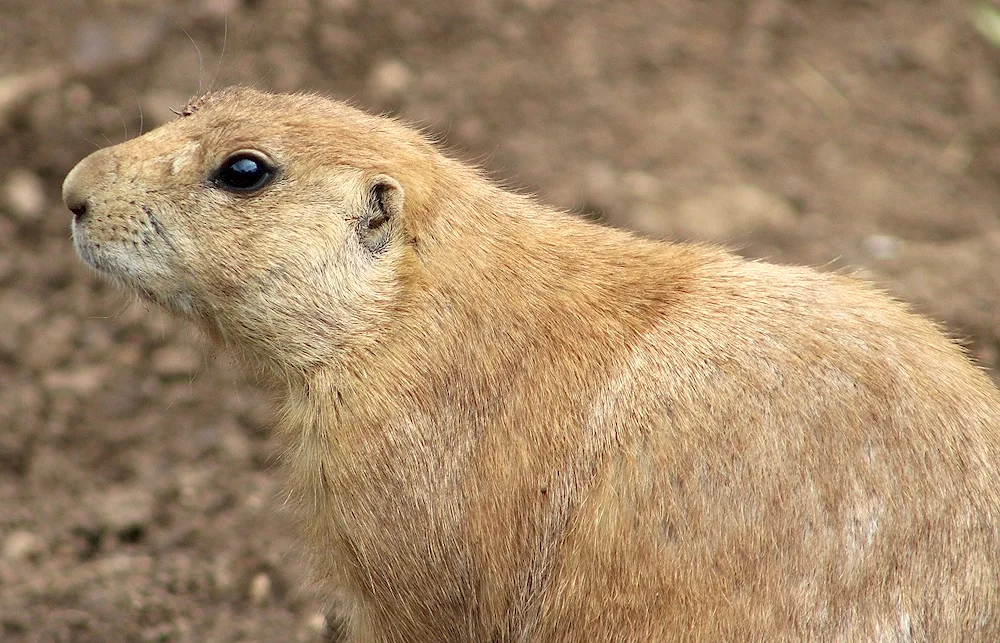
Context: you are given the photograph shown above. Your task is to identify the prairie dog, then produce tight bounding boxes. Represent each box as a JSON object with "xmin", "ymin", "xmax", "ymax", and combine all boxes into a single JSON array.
[{"xmin": 63, "ymin": 87, "xmax": 1000, "ymax": 642}]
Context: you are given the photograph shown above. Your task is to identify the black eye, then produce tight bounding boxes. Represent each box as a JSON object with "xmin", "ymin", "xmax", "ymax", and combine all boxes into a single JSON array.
[{"xmin": 213, "ymin": 151, "xmax": 276, "ymax": 193}]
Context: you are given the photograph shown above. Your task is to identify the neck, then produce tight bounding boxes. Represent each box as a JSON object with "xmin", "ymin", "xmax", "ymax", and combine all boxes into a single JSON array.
[{"xmin": 256, "ymin": 183, "xmax": 713, "ymax": 636}]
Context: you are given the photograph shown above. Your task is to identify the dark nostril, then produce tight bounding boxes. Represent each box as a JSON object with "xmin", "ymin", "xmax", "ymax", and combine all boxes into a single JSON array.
[{"xmin": 68, "ymin": 200, "xmax": 89, "ymax": 221}]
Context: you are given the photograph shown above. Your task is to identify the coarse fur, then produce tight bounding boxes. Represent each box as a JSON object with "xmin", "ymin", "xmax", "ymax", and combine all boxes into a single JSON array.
[{"xmin": 63, "ymin": 87, "xmax": 1000, "ymax": 641}]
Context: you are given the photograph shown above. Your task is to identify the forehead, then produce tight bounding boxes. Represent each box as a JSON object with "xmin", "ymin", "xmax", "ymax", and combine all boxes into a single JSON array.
[
  {"xmin": 172, "ymin": 94, "xmax": 293, "ymax": 148},
  {"xmin": 125, "ymin": 89, "xmax": 425, "ymax": 180},
  {"xmin": 172, "ymin": 90, "xmax": 355, "ymax": 143},
  {"xmin": 133, "ymin": 96, "xmax": 298, "ymax": 175}
]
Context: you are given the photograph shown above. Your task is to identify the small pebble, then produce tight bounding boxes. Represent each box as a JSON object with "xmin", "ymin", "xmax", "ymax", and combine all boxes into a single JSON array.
[
  {"xmin": 95, "ymin": 487, "xmax": 156, "ymax": 535},
  {"xmin": 520, "ymin": 0, "xmax": 555, "ymax": 11},
  {"xmin": 674, "ymin": 184, "xmax": 796, "ymax": 241},
  {"xmin": 623, "ymin": 171, "xmax": 662, "ymax": 202},
  {"xmin": 0, "ymin": 67, "xmax": 62, "ymax": 121},
  {"xmin": 151, "ymin": 344, "xmax": 202, "ymax": 379},
  {"xmin": 42, "ymin": 364, "xmax": 111, "ymax": 396},
  {"xmin": 306, "ymin": 612, "xmax": 328, "ymax": 633},
  {"xmin": 864, "ymin": 234, "xmax": 900, "ymax": 261},
  {"xmin": 369, "ymin": 59, "xmax": 413, "ymax": 101},
  {"xmin": 212, "ymin": 555, "xmax": 235, "ymax": 592},
  {"xmin": 3, "ymin": 169, "xmax": 46, "ymax": 223},
  {"xmin": 24, "ymin": 315, "xmax": 77, "ymax": 371},
  {"xmin": 63, "ymin": 83, "xmax": 93, "ymax": 113},
  {"xmin": 3, "ymin": 530, "xmax": 42, "ymax": 562},
  {"xmin": 248, "ymin": 572, "xmax": 272, "ymax": 604},
  {"xmin": 204, "ymin": 0, "xmax": 239, "ymax": 18},
  {"xmin": 910, "ymin": 23, "xmax": 954, "ymax": 76},
  {"xmin": 218, "ymin": 422, "xmax": 252, "ymax": 463},
  {"xmin": 580, "ymin": 160, "xmax": 621, "ymax": 212}
]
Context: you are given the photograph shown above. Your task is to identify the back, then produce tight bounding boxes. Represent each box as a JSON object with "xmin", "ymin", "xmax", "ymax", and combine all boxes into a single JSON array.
[{"xmin": 531, "ymin": 253, "xmax": 1000, "ymax": 641}]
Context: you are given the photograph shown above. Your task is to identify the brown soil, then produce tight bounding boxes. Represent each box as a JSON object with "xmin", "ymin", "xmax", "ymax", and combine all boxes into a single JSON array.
[{"xmin": 2, "ymin": 1, "xmax": 999, "ymax": 641}]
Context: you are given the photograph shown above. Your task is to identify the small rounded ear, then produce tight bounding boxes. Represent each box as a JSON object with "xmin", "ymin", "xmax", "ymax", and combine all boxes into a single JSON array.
[{"xmin": 358, "ymin": 174, "xmax": 404, "ymax": 254}]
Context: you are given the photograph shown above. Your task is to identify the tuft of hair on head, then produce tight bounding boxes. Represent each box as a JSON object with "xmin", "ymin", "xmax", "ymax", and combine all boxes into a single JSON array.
[{"xmin": 180, "ymin": 93, "xmax": 213, "ymax": 118}]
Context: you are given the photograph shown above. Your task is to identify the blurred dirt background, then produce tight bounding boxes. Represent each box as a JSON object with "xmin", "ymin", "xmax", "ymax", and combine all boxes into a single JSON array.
[{"xmin": 2, "ymin": 0, "xmax": 1000, "ymax": 641}]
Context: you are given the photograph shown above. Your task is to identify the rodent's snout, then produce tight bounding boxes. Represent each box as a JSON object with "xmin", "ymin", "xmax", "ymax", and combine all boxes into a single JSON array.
[
  {"xmin": 64, "ymin": 193, "xmax": 88, "ymax": 222},
  {"xmin": 62, "ymin": 147, "xmax": 116, "ymax": 222}
]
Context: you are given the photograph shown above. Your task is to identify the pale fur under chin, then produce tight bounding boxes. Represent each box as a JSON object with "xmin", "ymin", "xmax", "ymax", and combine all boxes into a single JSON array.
[{"xmin": 63, "ymin": 87, "xmax": 1000, "ymax": 642}]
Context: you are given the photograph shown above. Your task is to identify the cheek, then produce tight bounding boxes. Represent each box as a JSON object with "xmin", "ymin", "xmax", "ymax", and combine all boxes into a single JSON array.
[
  {"xmin": 183, "ymin": 225, "xmax": 325, "ymax": 305},
  {"xmin": 175, "ymin": 189, "xmax": 355, "ymax": 301},
  {"xmin": 318, "ymin": 236, "xmax": 405, "ymax": 319}
]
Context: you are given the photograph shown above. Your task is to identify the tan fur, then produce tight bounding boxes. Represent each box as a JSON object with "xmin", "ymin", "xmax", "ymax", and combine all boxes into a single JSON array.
[{"xmin": 63, "ymin": 87, "xmax": 1000, "ymax": 641}]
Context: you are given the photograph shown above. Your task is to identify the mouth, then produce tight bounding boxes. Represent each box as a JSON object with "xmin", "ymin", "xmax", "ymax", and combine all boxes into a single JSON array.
[
  {"xmin": 71, "ymin": 216, "xmax": 198, "ymax": 318},
  {"xmin": 70, "ymin": 219, "xmax": 100, "ymax": 270},
  {"xmin": 70, "ymin": 218, "xmax": 141, "ymax": 282}
]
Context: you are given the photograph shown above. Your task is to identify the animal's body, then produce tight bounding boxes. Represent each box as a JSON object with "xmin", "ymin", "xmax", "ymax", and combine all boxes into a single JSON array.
[{"xmin": 63, "ymin": 87, "xmax": 1000, "ymax": 641}]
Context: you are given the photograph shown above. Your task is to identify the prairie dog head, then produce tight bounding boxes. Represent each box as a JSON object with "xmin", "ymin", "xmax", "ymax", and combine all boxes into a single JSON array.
[{"xmin": 62, "ymin": 88, "xmax": 438, "ymax": 377}]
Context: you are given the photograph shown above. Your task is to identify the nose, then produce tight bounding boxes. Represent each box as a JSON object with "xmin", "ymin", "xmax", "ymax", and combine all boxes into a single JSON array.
[
  {"xmin": 62, "ymin": 147, "xmax": 116, "ymax": 221},
  {"xmin": 65, "ymin": 193, "xmax": 88, "ymax": 221}
]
